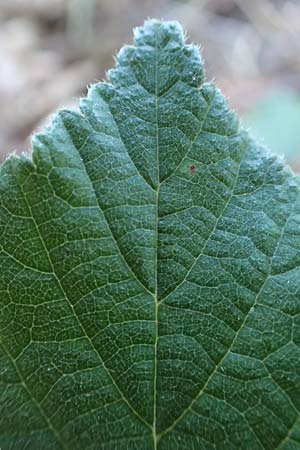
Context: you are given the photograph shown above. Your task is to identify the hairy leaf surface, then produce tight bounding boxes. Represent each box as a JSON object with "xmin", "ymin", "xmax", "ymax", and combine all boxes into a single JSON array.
[{"xmin": 0, "ymin": 20, "xmax": 300, "ymax": 450}]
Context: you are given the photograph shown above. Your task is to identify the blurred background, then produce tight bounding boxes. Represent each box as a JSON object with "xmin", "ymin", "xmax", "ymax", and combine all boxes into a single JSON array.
[{"xmin": 0, "ymin": 0, "xmax": 299, "ymax": 171}]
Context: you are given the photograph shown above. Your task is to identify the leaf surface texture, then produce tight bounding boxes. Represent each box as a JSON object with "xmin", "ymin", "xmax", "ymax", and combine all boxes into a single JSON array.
[{"xmin": 0, "ymin": 20, "xmax": 300, "ymax": 450}]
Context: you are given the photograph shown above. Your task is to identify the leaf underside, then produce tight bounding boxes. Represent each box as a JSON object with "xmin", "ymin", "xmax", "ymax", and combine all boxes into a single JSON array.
[{"xmin": 0, "ymin": 20, "xmax": 300, "ymax": 450}]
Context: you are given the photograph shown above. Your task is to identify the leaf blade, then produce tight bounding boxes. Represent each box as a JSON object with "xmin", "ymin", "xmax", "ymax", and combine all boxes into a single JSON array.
[{"xmin": 1, "ymin": 19, "xmax": 300, "ymax": 450}]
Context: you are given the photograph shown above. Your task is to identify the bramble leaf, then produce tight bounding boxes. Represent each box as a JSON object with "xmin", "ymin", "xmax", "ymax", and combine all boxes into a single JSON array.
[{"xmin": 0, "ymin": 20, "xmax": 300, "ymax": 450}]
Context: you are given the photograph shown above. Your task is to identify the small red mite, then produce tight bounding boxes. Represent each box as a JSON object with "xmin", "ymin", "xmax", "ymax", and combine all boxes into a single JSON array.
[{"xmin": 190, "ymin": 164, "xmax": 196, "ymax": 173}]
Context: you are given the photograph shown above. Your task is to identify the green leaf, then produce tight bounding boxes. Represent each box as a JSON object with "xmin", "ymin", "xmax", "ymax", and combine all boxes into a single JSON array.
[{"xmin": 0, "ymin": 19, "xmax": 299, "ymax": 450}]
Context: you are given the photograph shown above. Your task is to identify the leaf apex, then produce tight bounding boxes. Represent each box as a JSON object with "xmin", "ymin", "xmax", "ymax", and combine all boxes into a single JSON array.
[{"xmin": 133, "ymin": 19, "xmax": 185, "ymax": 49}]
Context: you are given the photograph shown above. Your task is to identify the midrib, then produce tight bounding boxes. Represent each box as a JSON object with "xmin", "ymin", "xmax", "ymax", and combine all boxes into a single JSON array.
[{"xmin": 152, "ymin": 30, "xmax": 160, "ymax": 450}]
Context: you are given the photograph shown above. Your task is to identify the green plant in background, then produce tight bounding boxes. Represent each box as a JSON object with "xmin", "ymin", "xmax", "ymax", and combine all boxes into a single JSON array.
[
  {"xmin": 0, "ymin": 20, "xmax": 299, "ymax": 450},
  {"xmin": 243, "ymin": 89, "xmax": 300, "ymax": 172}
]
